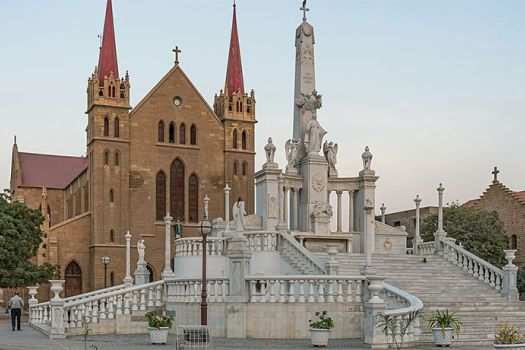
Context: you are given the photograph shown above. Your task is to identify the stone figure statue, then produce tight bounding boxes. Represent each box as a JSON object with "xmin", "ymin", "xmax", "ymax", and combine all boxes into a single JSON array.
[
  {"xmin": 232, "ymin": 198, "xmax": 247, "ymax": 232},
  {"xmin": 304, "ymin": 116, "xmax": 327, "ymax": 154},
  {"xmin": 361, "ymin": 146, "xmax": 373, "ymax": 171},
  {"xmin": 311, "ymin": 201, "xmax": 333, "ymax": 218},
  {"xmin": 285, "ymin": 139, "xmax": 300, "ymax": 169},
  {"xmin": 264, "ymin": 137, "xmax": 276, "ymax": 164},
  {"xmin": 137, "ymin": 240, "xmax": 146, "ymax": 263},
  {"xmin": 295, "ymin": 90, "xmax": 322, "ymax": 112},
  {"xmin": 323, "ymin": 141, "xmax": 338, "ymax": 177}
]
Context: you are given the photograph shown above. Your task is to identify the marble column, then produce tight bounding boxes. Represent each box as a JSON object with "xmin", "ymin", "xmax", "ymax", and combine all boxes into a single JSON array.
[
  {"xmin": 414, "ymin": 195, "xmax": 422, "ymax": 255},
  {"xmin": 162, "ymin": 213, "xmax": 175, "ymax": 279},
  {"xmin": 278, "ymin": 179, "xmax": 285, "ymax": 227},
  {"xmin": 362, "ymin": 200, "xmax": 376, "ymax": 275},
  {"xmin": 123, "ymin": 231, "xmax": 133, "ymax": 286},
  {"xmin": 283, "ymin": 187, "xmax": 289, "ymax": 230},
  {"xmin": 292, "ymin": 189, "xmax": 299, "ymax": 231},
  {"xmin": 435, "ymin": 183, "xmax": 447, "ymax": 253},
  {"xmin": 224, "ymin": 184, "xmax": 231, "ymax": 232},
  {"xmin": 380, "ymin": 203, "xmax": 386, "ymax": 224},
  {"xmin": 348, "ymin": 191, "xmax": 354, "ymax": 233},
  {"xmin": 336, "ymin": 191, "xmax": 343, "ymax": 232}
]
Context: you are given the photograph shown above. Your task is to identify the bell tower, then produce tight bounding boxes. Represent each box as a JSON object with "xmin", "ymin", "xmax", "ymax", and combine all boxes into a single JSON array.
[
  {"xmin": 86, "ymin": 0, "xmax": 131, "ymax": 289},
  {"xmin": 214, "ymin": 2, "xmax": 256, "ymax": 214}
]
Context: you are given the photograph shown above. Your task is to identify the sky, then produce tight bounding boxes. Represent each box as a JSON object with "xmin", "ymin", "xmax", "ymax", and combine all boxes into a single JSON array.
[{"xmin": 1, "ymin": 0, "xmax": 524, "ymax": 216}]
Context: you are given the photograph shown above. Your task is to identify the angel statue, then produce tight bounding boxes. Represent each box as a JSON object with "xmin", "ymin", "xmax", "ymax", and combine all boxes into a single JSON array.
[
  {"xmin": 264, "ymin": 137, "xmax": 276, "ymax": 164},
  {"xmin": 295, "ymin": 90, "xmax": 322, "ymax": 112},
  {"xmin": 362, "ymin": 146, "xmax": 373, "ymax": 171},
  {"xmin": 285, "ymin": 139, "xmax": 300, "ymax": 171},
  {"xmin": 232, "ymin": 197, "xmax": 247, "ymax": 232},
  {"xmin": 323, "ymin": 141, "xmax": 338, "ymax": 177},
  {"xmin": 137, "ymin": 239, "xmax": 146, "ymax": 263},
  {"xmin": 304, "ymin": 115, "xmax": 327, "ymax": 154}
]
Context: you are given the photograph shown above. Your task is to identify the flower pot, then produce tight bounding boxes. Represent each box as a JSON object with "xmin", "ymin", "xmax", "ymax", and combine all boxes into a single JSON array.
[
  {"xmin": 494, "ymin": 344, "xmax": 525, "ymax": 349},
  {"xmin": 149, "ymin": 327, "xmax": 170, "ymax": 345},
  {"xmin": 310, "ymin": 328, "xmax": 330, "ymax": 347},
  {"xmin": 432, "ymin": 327, "xmax": 454, "ymax": 346}
]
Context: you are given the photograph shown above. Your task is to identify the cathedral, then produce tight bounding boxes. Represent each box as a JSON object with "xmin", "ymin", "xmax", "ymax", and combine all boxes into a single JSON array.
[{"xmin": 9, "ymin": 0, "xmax": 256, "ymax": 296}]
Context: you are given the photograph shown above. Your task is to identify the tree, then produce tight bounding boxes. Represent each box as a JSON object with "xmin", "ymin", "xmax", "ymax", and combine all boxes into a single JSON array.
[
  {"xmin": 0, "ymin": 190, "xmax": 55, "ymax": 288},
  {"xmin": 421, "ymin": 203, "xmax": 508, "ymax": 267}
]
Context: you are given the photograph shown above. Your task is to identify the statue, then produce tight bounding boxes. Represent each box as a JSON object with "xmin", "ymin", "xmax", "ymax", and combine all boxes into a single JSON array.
[
  {"xmin": 323, "ymin": 141, "xmax": 338, "ymax": 177},
  {"xmin": 304, "ymin": 116, "xmax": 327, "ymax": 154},
  {"xmin": 232, "ymin": 198, "xmax": 247, "ymax": 232},
  {"xmin": 137, "ymin": 240, "xmax": 146, "ymax": 263},
  {"xmin": 362, "ymin": 146, "xmax": 373, "ymax": 171},
  {"xmin": 311, "ymin": 201, "xmax": 333, "ymax": 218},
  {"xmin": 295, "ymin": 90, "xmax": 322, "ymax": 112},
  {"xmin": 285, "ymin": 139, "xmax": 300, "ymax": 171},
  {"xmin": 264, "ymin": 137, "xmax": 276, "ymax": 164}
]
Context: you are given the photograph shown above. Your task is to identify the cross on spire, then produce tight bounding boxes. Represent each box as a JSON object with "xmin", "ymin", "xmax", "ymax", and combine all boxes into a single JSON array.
[
  {"xmin": 492, "ymin": 166, "xmax": 500, "ymax": 183},
  {"xmin": 300, "ymin": 0, "xmax": 309, "ymax": 21},
  {"xmin": 173, "ymin": 46, "xmax": 182, "ymax": 65}
]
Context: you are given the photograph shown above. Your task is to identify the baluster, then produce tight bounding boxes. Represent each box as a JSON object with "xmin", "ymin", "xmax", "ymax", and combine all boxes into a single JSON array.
[
  {"xmin": 220, "ymin": 280, "xmax": 226, "ymax": 302},
  {"xmin": 496, "ymin": 274, "xmax": 502, "ymax": 291},
  {"xmin": 148, "ymin": 287, "xmax": 155, "ymax": 308},
  {"xmin": 92, "ymin": 301, "xmax": 99, "ymax": 323},
  {"xmin": 260, "ymin": 280, "xmax": 267, "ymax": 303},
  {"xmin": 270, "ymin": 280, "xmax": 277, "ymax": 303},
  {"xmin": 250, "ymin": 280, "xmax": 257, "ymax": 302},
  {"xmin": 123, "ymin": 292, "xmax": 131, "ymax": 315},
  {"xmin": 139, "ymin": 289, "xmax": 147, "ymax": 311},
  {"xmin": 318, "ymin": 281, "xmax": 325, "ymax": 302},
  {"xmin": 327, "ymin": 279, "xmax": 335, "ymax": 303},
  {"xmin": 279, "ymin": 280, "xmax": 287, "ymax": 303},
  {"xmin": 107, "ymin": 297, "xmax": 115, "ymax": 320},
  {"xmin": 473, "ymin": 261, "xmax": 479, "ymax": 278},
  {"xmin": 336, "ymin": 280, "xmax": 344, "ymax": 302},
  {"xmin": 308, "ymin": 280, "xmax": 316, "ymax": 303},
  {"xmin": 99, "ymin": 298, "xmax": 107, "ymax": 320},
  {"xmin": 116, "ymin": 295, "xmax": 123, "ymax": 316},
  {"xmin": 131, "ymin": 291, "xmax": 139, "ymax": 312},
  {"xmin": 288, "ymin": 280, "xmax": 296, "ymax": 303},
  {"xmin": 298, "ymin": 280, "xmax": 305, "ymax": 303}
]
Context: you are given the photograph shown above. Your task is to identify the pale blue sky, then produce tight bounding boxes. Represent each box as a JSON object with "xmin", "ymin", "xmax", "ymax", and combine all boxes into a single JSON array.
[{"xmin": 1, "ymin": 0, "xmax": 524, "ymax": 214}]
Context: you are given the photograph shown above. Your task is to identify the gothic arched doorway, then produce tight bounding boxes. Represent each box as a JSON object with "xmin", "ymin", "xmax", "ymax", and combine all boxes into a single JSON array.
[
  {"xmin": 64, "ymin": 261, "xmax": 82, "ymax": 297},
  {"xmin": 146, "ymin": 264, "xmax": 155, "ymax": 283},
  {"xmin": 170, "ymin": 159, "xmax": 185, "ymax": 221}
]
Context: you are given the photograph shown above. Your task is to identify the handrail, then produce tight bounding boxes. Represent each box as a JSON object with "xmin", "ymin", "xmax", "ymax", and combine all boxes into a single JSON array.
[
  {"xmin": 383, "ymin": 282, "xmax": 424, "ymax": 316},
  {"xmin": 63, "ymin": 284, "xmax": 127, "ymax": 305},
  {"xmin": 442, "ymin": 239, "xmax": 503, "ymax": 274},
  {"xmin": 245, "ymin": 274, "xmax": 364, "ymax": 281},
  {"xmin": 278, "ymin": 232, "xmax": 326, "ymax": 274}
]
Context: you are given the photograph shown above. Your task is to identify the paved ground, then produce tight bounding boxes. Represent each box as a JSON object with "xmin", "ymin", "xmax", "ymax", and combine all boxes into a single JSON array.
[{"xmin": 0, "ymin": 321, "xmax": 497, "ymax": 350}]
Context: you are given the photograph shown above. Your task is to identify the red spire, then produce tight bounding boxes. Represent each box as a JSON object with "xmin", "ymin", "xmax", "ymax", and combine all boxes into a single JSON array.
[
  {"xmin": 225, "ymin": 2, "xmax": 245, "ymax": 95},
  {"xmin": 97, "ymin": 0, "xmax": 119, "ymax": 82}
]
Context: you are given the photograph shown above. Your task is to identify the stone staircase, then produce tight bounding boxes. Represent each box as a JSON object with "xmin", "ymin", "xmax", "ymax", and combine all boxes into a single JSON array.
[{"xmin": 316, "ymin": 253, "xmax": 525, "ymax": 344}]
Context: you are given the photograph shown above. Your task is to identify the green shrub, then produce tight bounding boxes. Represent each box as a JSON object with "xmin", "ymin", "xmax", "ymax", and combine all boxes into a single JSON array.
[
  {"xmin": 308, "ymin": 311, "xmax": 334, "ymax": 330},
  {"xmin": 495, "ymin": 324, "xmax": 525, "ymax": 345},
  {"xmin": 145, "ymin": 310, "xmax": 173, "ymax": 329},
  {"xmin": 427, "ymin": 310, "xmax": 462, "ymax": 335}
]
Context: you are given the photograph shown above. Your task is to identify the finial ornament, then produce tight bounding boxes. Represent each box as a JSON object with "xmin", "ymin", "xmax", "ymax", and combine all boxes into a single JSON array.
[
  {"xmin": 173, "ymin": 46, "xmax": 182, "ymax": 65},
  {"xmin": 492, "ymin": 166, "xmax": 500, "ymax": 183},
  {"xmin": 300, "ymin": 0, "xmax": 310, "ymax": 21},
  {"xmin": 414, "ymin": 194, "xmax": 422, "ymax": 205}
]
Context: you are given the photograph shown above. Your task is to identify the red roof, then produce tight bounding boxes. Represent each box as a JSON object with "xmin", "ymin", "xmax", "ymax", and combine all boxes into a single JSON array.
[
  {"xmin": 513, "ymin": 190, "xmax": 525, "ymax": 204},
  {"xmin": 97, "ymin": 0, "xmax": 119, "ymax": 82},
  {"xmin": 18, "ymin": 152, "xmax": 88, "ymax": 189},
  {"xmin": 224, "ymin": 3, "xmax": 245, "ymax": 95}
]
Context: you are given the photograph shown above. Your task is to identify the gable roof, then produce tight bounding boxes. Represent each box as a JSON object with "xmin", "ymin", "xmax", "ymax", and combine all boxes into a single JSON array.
[
  {"xmin": 462, "ymin": 181, "xmax": 525, "ymax": 209},
  {"xmin": 18, "ymin": 152, "xmax": 88, "ymax": 189}
]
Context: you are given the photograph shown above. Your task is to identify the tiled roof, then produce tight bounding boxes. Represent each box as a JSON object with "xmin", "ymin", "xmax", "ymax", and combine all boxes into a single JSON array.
[
  {"xmin": 512, "ymin": 190, "xmax": 525, "ymax": 205},
  {"xmin": 97, "ymin": 0, "xmax": 119, "ymax": 82},
  {"xmin": 462, "ymin": 198, "xmax": 481, "ymax": 208},
  {"xmin": 224, "ymin": 3, "xmax": 245, "ymax": 95},
  {"xmin": 18, "ymin": 152, "xmax": 87, "ymax": 189}
]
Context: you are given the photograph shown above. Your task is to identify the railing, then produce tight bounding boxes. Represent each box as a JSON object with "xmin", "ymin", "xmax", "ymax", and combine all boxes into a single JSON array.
[
  {"xmin": 278, "ymin": 232, "xmax": 326, "ymax": 274},
  {"xmin": 62, "ymin": 280, "xmax": 165, "ymax": 331},
  {"xmin": 405, "ymin": 248, "xmax": 414, "ymax": 255},
  {"xmin": 245, "ymin": 275, "xmax": 365, "ymax": 303},
  {"xmin": 171, "ymin": 278, "xmax": 230, "ymax": 302},
  {"xmin": 440, "ymin": 238, "xmax": 504, "ymax": 291},
  {"xmin": 30, "ymin": 301, "xmax": 51, "ymax": 327},
  {"xmin": 63, "ymin": 284, "xmax": 128, "ymax": 305},
  {"xmin": 417, "ymin": 241, "xmax": 435, "ymax": 255},
  {"xmin": 175, "ymin": 237, "xmax": 228, "ymax": 256},
  {"xmin": 244, "ymin": 232, "xmax": 278, "ymax": 252}
]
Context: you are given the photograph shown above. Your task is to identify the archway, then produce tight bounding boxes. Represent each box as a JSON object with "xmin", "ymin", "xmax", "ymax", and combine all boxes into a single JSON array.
[{"xmin": 64, "ymin": 261, "xmax": 82, "ymax": 297}]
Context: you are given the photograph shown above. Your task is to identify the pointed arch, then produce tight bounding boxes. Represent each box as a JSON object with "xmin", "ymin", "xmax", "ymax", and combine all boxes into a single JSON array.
[
  {"xmin": 103, "ymin": 116, "xmax": 109, "ymax": 137},
  {"xmin": 189, "ymin": 174, "xmax": 199, "ymax": 223},
  {"xmin": 170, "ymin": 159, "xmax": 185, "ymax": 221},
  {"xmin": 114, "ymin": 150, "xmax": 120, "ymax": 166},
  {"xmin": 158, "ymin": 120, "xmax": 165, "ymax": 143},
  {"xmin": 190, "ymin": 124, "xmax": 197, "ymax": 145},
  {"xmin": 109, "ymin": 189, "xmax": 114, "ymax": 203},
  {"xmin": 110, "ymin": 229, "xmax": 115, "ymax": 242},
  {"xmin": 114, "ymin": 117, "xmax": 120, "ymax": 137},
  {"xmin": 179, "ymin": 123, "xmax": 186, "ymax": 144},
  {"xmin": 156, "ymin": 170, "xmax": 167, "ymax": 221},
  {"xmin": 104, "ymin": 150, "xmax": 110, "ymax": 166},
  {"xmin": 146, "ymin": 264, "xmax": 155, "ymax": 283},
  {"xmin": 241, "ymin": 130, "xmax": 247, "ymax": 150},
  {"xmin": 169, "ymin": 122, "xmax": 176, "ymax": 143},
  {"xmin": 233, "ymin": 160, "xmax": 239, "ymax": 176},
  {"xmin": 242, "ymin": 161, "xmax": 248, "ymax": 176},
  {"xmin": 65, "ymin": 261, "xmax": 82, "ymax": 297},
  {"xmin": 232, "ymin": 129, "xmax": 238, "ymax": 149}
]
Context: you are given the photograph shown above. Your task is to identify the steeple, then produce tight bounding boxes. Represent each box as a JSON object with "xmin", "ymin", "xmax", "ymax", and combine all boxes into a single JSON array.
[
  {"xmin": 224, "ymin": 1, "xmax": 245, "ymax": 95},
  {"xmin": 97, "ymin": 0, "xmax": 119, "ymax": 82}
]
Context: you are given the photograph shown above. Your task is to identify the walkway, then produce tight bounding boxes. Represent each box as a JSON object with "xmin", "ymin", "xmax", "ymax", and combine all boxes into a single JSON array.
[{"xmin": 0, "ymin": 321, "xmax": 497, "ymax": 350}]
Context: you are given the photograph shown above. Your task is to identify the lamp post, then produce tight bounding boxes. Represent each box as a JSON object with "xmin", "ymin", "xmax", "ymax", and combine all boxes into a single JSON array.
[
  {"xmin": 200, "ymin": 195, "xmax": 212, "ymax": 326},
  {"xmin": 101, "ymin": 256, "xmax": 111, "ymax": 288}
]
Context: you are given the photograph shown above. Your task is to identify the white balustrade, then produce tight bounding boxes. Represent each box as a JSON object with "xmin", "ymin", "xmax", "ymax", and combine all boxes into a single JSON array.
[
  {"xmin": 172, "ymin": 278, "xmax": 230, "ymax": 303},
  {"xmin": 245, "ymin": 276, "xmax": 365, "ymax": 303},
  {"xmin": 245, "ymin": 232, "xmax": 279, "ymax": 252},
  {"xmin": 382, "ymin": 283, "xmax": 424, "ymax": 343},
  {"xmin": 417, "ymin": 241, "xmax": 435, "ymax": 255},
  {"xmin": 175, "ymin": 237, "xmax": 228, "ymax": 256}
]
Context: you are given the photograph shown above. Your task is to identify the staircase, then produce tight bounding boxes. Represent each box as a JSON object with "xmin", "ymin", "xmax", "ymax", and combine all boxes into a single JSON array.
[{"xmin": 319, "ymin": 253, "xmax": 525, "ymax": 344}]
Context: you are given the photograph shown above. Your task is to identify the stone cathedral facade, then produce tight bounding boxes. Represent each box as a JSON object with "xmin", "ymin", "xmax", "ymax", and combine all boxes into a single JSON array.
[{"xmin": 9, "ymin": 0, "xmax": 255, "ymax": 295}]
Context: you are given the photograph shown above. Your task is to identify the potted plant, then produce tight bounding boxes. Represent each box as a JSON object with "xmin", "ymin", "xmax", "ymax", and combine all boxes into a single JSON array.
[
  {"xmin": 309, "ymin": 311, "xmax": 334, "ymax": 347},
  {"xmin": 494, "ymin": 324, "xmax": 525, "ymax": 349},
  {"xmin": 376, "ymin": 311, "xmax": 420, "ymax": 350},
  {"xmin": 145, "ymin": 310, "xmax": 173, "ymax": 345},
  {"xmin": 427, "ymin": 309, "xmax": 462, "ymax": 346}
]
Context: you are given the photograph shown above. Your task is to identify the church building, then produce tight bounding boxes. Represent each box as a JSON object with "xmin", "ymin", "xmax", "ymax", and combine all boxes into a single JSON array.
[{"xmin": 9, "ymin": 0, "xmax": 256, "ymax": 295}]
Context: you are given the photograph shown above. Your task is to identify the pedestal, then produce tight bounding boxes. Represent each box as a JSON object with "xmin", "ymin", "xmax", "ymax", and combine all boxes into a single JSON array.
[
  {"xmin": 311, "ymin": 214, "xmax": 330, "ymax": 235},
  {"xmin": 255, "ymin": 167, "xmax": 282, "ymax": 231},
  {"xmin": 134, "ymin": 261, "xmax": 150, "ymax": 286},
  {"xmin": 299, "ymin": 154, "xmax": 329, "ymax": 233}
]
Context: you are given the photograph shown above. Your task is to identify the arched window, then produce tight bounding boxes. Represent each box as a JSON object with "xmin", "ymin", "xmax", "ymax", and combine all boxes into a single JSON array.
[
  {"xmin": 232, "ymin": 129, "xmax": 238, "ymax": 149},
  {"xmin": 242, "ymin": 130, "xmax": 247, "ymax": 150},
  {"xmin": 104, "ymin": 150, "xmax": 109, "ymax": 165},
  {"xmin": 65, "ymin": 261, "xmax": 82, "ymax": 297},
  {"xmin": 109, "ymin": 189, "xmax": 114, "ymax": 203},
  {"xmin": 233, "ymin": 160, "xmax": 239, "ymax": 176},
  {"xmin": 110, "ymin": 271, "xmax": 115, "ymax": 286},
  {"xmin": 179, "ymin": 123, "xmax": 186, "ymax": 144},
  {"xmin": 511, "ymin": 235, "xmax": 518, "ymax": 249},
  {"xmin": 158, "ymin": 121, "xmax": 165, "ymax": 143},
  {"xmin": 169, "ymin": 122, "xmax": 176, "ymax": 143},
  {"xmin": 170, "ymin": 159, "xmax": 185, "ymax": 221},
  {"xmin": 242, "ymin": 161, "xmax": 248, "ymax": 176},
  {"xmin": 120, "ymin": 85, "xmax": 125, "ymax": 98},
  {"xmin": 114, "ymin": 151, "xmax": 120, "ymax": 166},
  {"xmin": 114, "ymin": 117, "xmax": 120, "ymax": 137},
  {"xmin": 110, "ymin": 229, "xmax": 115, "ymax": 242},
  {"xmin": 156, "ymin": 171, "xmax": 167, "ymax": 221},
  {"xmin": 190, "ymin": 124, "xmax": 197, "ymax": 145},
  {"xmin": 189, "ymin": 174, "xmax": 199, "ymax": 223},
  {"xmin": 103, "ymin": 117, "xmax": 109, "ymax": 137},
  {"xmin": 47, "ymin": 205, "xmax": 52, "ymax": 226}
]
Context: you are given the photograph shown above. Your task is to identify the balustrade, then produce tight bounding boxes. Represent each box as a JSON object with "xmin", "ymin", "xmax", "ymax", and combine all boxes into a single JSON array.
[
  {"xmin": 172, "ymin": 278, "xmax": 230, "ymax": 303},
  {"xmin": 175, "ymin": 237, "xmax": 227, "ymax": 256},
  {"xmin": 245, "ymin": 232, "xmax": 278, "ymax": 252}
]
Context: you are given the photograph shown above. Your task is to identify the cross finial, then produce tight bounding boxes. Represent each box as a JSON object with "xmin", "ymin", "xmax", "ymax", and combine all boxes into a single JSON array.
[
  {"xmin": 300, "ymin": 0, "xmax": 309, "ymax": 21},
  {"xmin": 492, "ymin": 166, "xmax": 500, "ymax": 183},
  {"xmin": 172, "ymin": 46, "xmax": 182, "ymax": 65}
]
